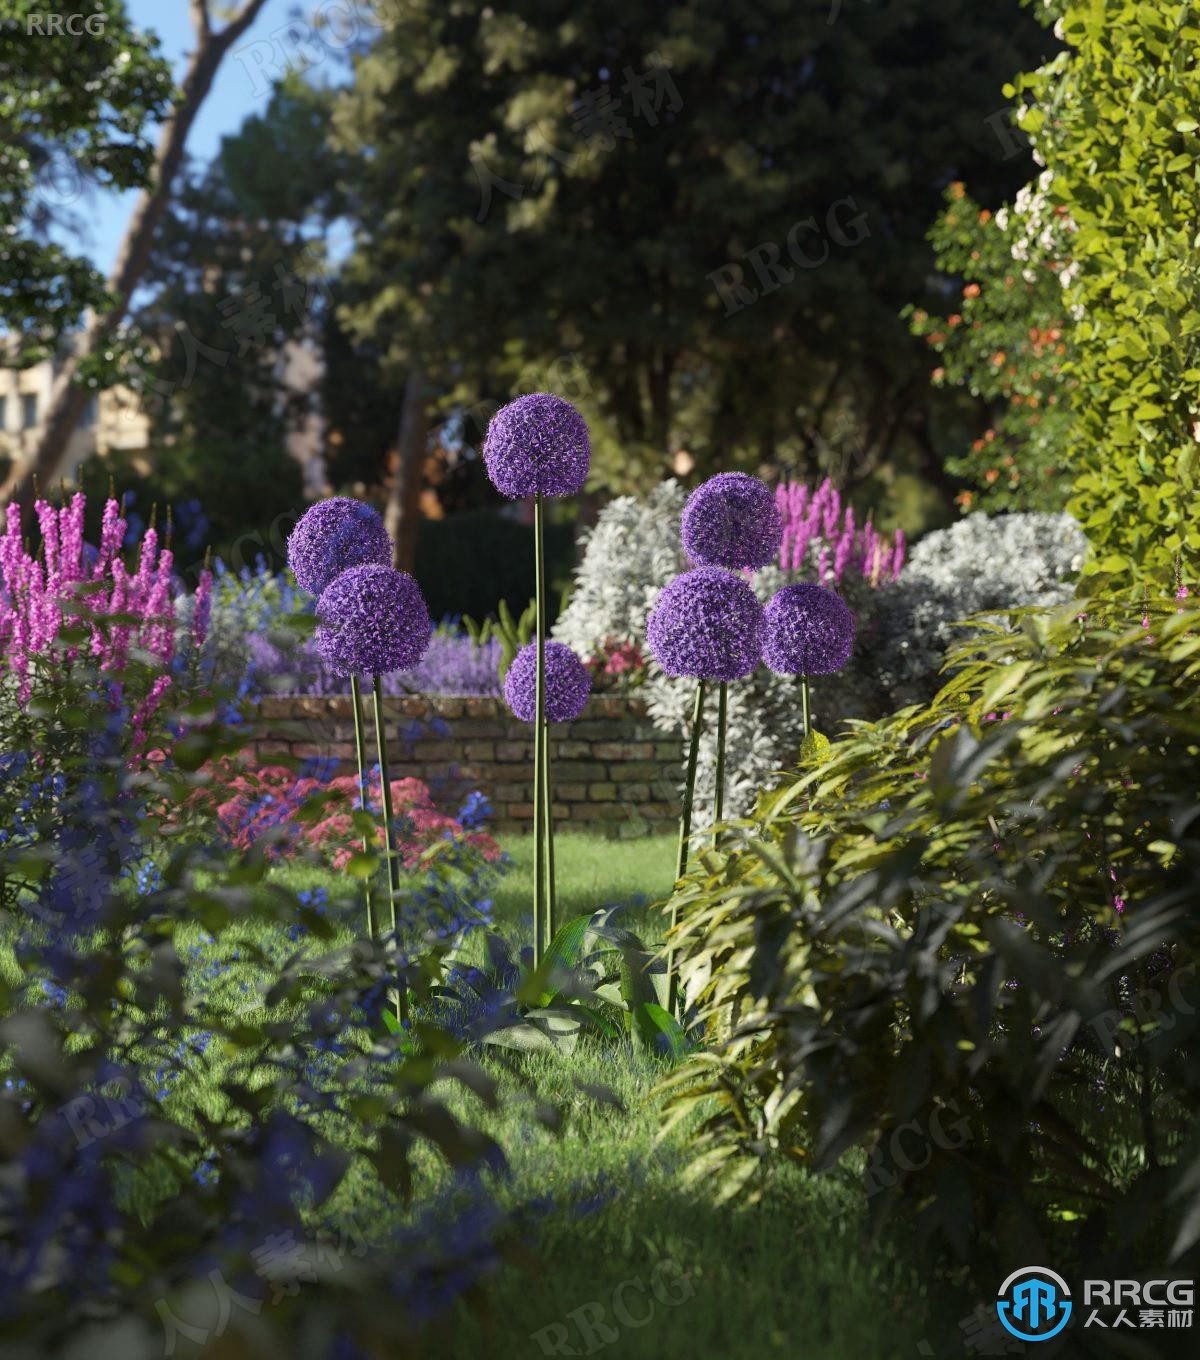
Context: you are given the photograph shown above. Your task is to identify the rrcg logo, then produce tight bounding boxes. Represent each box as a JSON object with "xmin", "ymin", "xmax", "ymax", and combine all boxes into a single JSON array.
[
  {"xmin": 26, "ymin": 12, "xmax": 108, "ymax": 35},
  {"xmin": 996, "ymin": 1266, "xmax": 1073, "ymax": 1343}
]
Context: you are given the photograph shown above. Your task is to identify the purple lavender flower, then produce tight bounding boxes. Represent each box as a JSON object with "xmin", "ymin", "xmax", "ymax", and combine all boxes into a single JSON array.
[
  {"xmin": 287, "ymin": 498, "xmax": 393, "ymax": 596},
  {"xmin": 645, "ymin": 566, "xmax": 765, "ymax": 682},
  {"xmin": 315, "ymin": 565, "xmax": 432, "ymax": 677},
  {"xmin": 681, "ymin": 472, "xmax": 783, "ymax": 571},
  {"xmin": 482, "ymin": 393, "xmax": 590, "ymax": 499},
  {"xmin": 763, "ymin": 582, "xmax": 855, "ymax": 676},
  {"xmin": 503, "ymin": 640, "xmax": 591, "ymax": 723}
]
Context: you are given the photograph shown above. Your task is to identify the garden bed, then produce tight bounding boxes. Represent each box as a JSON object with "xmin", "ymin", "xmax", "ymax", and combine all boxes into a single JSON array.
[{"xmin": 254, "ymin": 694, "xmax": 681, "ymax": 835}]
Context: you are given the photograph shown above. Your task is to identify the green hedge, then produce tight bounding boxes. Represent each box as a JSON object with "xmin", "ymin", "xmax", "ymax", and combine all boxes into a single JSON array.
[{"xmin": 414, "ymin": 506, "xmax": 576, "ymax": 623}]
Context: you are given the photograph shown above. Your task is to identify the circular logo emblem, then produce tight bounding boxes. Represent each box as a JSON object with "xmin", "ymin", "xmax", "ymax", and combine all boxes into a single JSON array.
[{"xmin": 996, "ymin": 1266, "xmax": 1073, "ymax": 1342}]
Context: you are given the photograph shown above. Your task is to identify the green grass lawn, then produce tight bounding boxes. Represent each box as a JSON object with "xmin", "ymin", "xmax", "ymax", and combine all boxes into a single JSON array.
[
  {"xmin": 491, "ymin": 830, "xmax": 675, "ymax": 938},
  {"xmin": 235, "ymin": 836, "xmax": 945, "ymax": 1356},
  {"xmin": 5, "ymin": 832, "xmax": 948, "ymax": 1356}
]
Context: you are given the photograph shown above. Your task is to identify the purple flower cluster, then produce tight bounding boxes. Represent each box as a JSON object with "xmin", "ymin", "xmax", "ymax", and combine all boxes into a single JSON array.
[
  {"xmin": 243, "ymin": 628, "xmax": 502, "ymax": 698},
  {"xmin": 316, "ymin": 565, "xmax": 432, "ymax": 678},
  {"xmin": 763, "ymin": 581, "xmax": 856, "ymax": 676},
  {"xmin": 503, "ymin": 640, "xmax": 591, "ymax": 723},
  {"xmin": 645, "ymin": 566, "xmax": 765, "ymax": 682},
  {"xmin": 483, "ymin": 393, "xmax": 591, "ymax": 499},
  {"xmin": 287, "ymin": 497, "xmax": 393, "ymax": 596},
  {"xmin": 681, "ymin": 472, "xmax": 783, "ymax": 570}
]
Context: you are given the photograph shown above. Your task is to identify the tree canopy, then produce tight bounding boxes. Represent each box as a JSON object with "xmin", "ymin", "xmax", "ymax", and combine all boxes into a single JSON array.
[
  {"xmin": 333, "ymin": 0, "xmax": 1052, "ymax": 502},
  {"xmin": 0, "ymin": 0, "xmax": 171, "ymax": 364}
]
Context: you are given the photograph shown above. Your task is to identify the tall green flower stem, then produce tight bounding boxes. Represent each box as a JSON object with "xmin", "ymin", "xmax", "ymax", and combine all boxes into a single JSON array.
[
  {"xmin": 542, "ymin": 721, "xmax": 557, "ymax": 939},
  {"xmin": 371, "ymin": 675, "xmax": 406, "ymax": 1025},
  {"xmin": 349, "ymin": 675, "xmax": 376, "ymax": 940},
  {"xmin": 800, "ymin": 672, "xmax": 811, "ymax": 737},
  {"xmin": 532, "ymin": 493, "xmax": 548, "ymax": 965},
  {"xmin": 668, "ymin": 677, "xmax": 706, "ymax": 1017},
  {"xmin": 714, "ymin": 680, "xmax": 728, "ymax": 831}
]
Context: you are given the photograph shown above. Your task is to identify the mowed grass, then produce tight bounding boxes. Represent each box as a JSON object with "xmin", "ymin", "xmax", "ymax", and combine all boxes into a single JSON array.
[
  {"xmin": 436, "ymin": 1047, "xmax": 940, "ymax": 1360},
  {"xmin": 247, "ymin": 836, "xmax": 944, "ymax": 1357},
  {"xmin": 5, "ymin": 832, "xmax": 947, "ymax": 1356},
  {"xmin": 490, "ymin": 830, "xmax": 676, "ymax": 940}
]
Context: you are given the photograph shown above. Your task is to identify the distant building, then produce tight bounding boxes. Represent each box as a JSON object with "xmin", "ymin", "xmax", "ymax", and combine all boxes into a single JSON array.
[
  {"xmin": 0, "ymin": 351, "xmax": 151, "ymax": 481},
  {"xmin": 0, "ymin": 332, "xmax": 327, "ymax": 492}
]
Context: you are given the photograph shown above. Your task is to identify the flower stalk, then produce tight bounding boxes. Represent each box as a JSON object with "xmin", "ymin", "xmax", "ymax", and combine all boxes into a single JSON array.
[
  {"xmin": 533, "ymin": 492, "xmax": 548, "ymax": 964},
  {"xmin": 349, "ymin": 674, "xmax": 376, "ymax": 940},
  {"xmin": 542, "ymin": 717, "xmax": 557, "ymax": 940},
  {"xmin": 372, "ymin": 675, "xmax": 406, "ymax": 1024},
  {"xmin": 668, "ymin": 677, "xmax": 706, "ymax": 1016},
  {"xmin": 714, "ymin": 680, "xmax": 728, "ymax": 829}
]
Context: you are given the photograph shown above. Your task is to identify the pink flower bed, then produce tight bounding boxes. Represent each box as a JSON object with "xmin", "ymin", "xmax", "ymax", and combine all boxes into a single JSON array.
[{"xmin": 201, "ymin": 762, "xmax": 502, "ymax": 869}]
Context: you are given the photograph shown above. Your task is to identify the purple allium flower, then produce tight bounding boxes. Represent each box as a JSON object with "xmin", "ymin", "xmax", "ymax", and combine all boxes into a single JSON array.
[
  {"xmin": 315, "ymin": 565, "xmax": 432, "ymax": 677},
  {"xmin": 645, "ymin": 566, "xmax": 765, "ymax": 682},
  {"xmin": 287, "ymin": 497, "xmax": 393, "ymax": 596},
  {"xmin": 503, "ymin": 640, "xmax": 591, "ymax": 723},
  {"xmin": 763, "ymin": 581, "xmax": 855, "ymax": 676},
  {"xmin": 482, "ymin": 393, "xmax": 590, "ymax": 499},
  {"xmin": 681, "ymin": 472, "xmax": 783, "ymax": 570}
]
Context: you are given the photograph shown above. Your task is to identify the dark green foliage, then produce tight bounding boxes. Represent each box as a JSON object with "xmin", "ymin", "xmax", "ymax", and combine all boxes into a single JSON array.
[
  {"xmin": 114, "ymin": 83, "xmax": 347, "ymax": 556},
  {"xmin": 906, "ymin": 183, "xmax": 1076, "ymax": 512},
  {"xmin": 415, "ymin": 507, "xmax": 574, "ymax": 623},
  {"xmin": 465, "ymin": 595, "xmax": 536, "ymax": 680},
  {"xmin": 661, "ymin": 595, "xmax": 1200, "ymax": 1287},
  {"xmin": 333, "ymin": 0, "xmax": 1050, "ymax": 498}
]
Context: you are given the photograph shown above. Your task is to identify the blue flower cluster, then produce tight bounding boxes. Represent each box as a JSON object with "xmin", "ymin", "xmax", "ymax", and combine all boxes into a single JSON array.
[{"xmin": 456, "ymin": 790, "xmax": 493, "ymax": 830}]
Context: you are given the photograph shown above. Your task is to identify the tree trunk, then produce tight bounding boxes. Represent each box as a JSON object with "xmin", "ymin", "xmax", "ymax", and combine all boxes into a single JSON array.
[
  {"xmin": 387, "ymin": 367, "xmax": 427, "ymax": 575},
  {"xmin": 1, "ymin": 0, "xmax": 270, "ymax": 510}
]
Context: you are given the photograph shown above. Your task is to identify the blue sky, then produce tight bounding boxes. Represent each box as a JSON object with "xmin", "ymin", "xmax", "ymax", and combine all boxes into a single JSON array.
[{"xmin": 75, "ymin": 0, "xmax": 306, "ymax": 273}]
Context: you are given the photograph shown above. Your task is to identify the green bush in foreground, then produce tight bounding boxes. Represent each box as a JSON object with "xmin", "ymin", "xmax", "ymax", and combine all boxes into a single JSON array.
[{"xmin": 661, "ymin": 594, "xmax": 1200, "ymax": 1288}]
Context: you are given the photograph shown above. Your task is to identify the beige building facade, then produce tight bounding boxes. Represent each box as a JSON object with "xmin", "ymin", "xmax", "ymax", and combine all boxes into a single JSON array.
[{"xmin": 0, "ymin": 354, "xmax": 151, "ymax": 481}]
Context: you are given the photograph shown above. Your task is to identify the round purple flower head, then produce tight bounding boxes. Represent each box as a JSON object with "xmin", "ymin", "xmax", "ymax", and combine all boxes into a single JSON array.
[
  {"xmin": 315, "ymin": 564, "xmax": 432, "ymax": 678},
  {"xmin": 645, "ymin": 566, "xmax": 765, "ymax": 682},
  {"xmin": 681, "ymin": 472, "xmax": 783, "ymax": 571},
  {"xmin": 483, "ymin": 393, "xmax": 590, "ymax": 499},
  {"xmin": 763, "ymin": 582, "xmax": 856, "ymax": 676},
  {"xmin": 287, "ymin": 497, "xmax": 393, "ymax": 597},
  {"xmin": 504, "ymin": 640, "xmax": 591, "ymax": 723}
]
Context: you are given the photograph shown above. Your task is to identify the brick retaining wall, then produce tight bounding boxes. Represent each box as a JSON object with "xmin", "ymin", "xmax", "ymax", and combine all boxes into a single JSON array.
[{"xmin": 254, "ymin": 695, "xmax": 681, "ymax": 836}]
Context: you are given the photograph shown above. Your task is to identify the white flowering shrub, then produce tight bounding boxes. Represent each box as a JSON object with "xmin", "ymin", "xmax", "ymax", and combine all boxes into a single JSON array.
[
  {"xmin": 554, "ymin": 480, "xmax": 688, "ymax": 656},
  {"xmin": 863, "ymin": 510, "xmax": 1089, "ymax": 715},
  {"xmin": 559, "ymin": 487, "xmax": 1087, "ymax": 821}
]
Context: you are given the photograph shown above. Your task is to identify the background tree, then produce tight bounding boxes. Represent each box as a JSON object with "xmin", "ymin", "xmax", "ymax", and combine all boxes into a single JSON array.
[
  {"xmin": 0, "ymin": 0, "xmax": 271, "ymax": 509},
  {"xmin": 114, "ymin": 81, "xmax": 348, "ymax": 559},
  {"xmin": 0, "ymin": 0, "xmax": 170, "ymax": 366},
  {"xmin": 332, "ymin": 0, "xmax": 1053, "ymax": 535}
]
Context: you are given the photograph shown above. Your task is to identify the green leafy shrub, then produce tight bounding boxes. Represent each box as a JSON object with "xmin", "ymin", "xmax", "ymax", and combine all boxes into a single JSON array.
[
  {"xmin": 906, "ymin": 179, "xmax": 1077, "ymax": 511},
  {"xmin": 1013, "ymin": 1, "xmax": 1200, "ymax": 581},
  {"xmin": 0, "ymin": 615, "xmax": 558, "ymax": 1350},
  {"xmin": 661, "ymin": 594, "xmax": 1200, "ymax": 1285}
]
